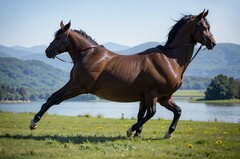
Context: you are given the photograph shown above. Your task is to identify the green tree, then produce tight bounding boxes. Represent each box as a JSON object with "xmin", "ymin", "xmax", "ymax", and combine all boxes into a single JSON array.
[
  {"xmin": 205, "ymin": 74, "xmax": 228, "ymax": 100},
  {"xmin": 18, "ymin": 87, "xmax": 28, "ymax": 100},
  {"xmin": 205, "ymin": 74, "xmax": 240, "ymax": 100},
  {"xmin": 227, "ymin": 77, "xmax": 239, "ymax": 99},
  {"xmin": 0, "ymin": 89, "xmax": 4, "ymax": 100},
  {"xmin": 238, "ymin": 84, "xmax": 240, "ymax": 99}
]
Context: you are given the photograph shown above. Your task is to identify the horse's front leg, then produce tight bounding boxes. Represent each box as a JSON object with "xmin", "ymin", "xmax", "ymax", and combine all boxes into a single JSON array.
[
  {"xmin": 158, "ymin": 97, "xmax": 182, "ymax": 139},
  {"xmin": 30, "ymin": 81, "xmax": 84, "ymax": 130}
]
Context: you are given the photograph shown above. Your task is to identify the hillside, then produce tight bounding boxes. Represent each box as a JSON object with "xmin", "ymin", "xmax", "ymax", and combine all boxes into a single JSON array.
[
  {"xmin": 119, "ymin": 41, "xmax": 161, "ymax": 55},
  {"xmin": 185, "ymin": 43, "xmax": 240, "ymax": 78},
  {"xmin": 0, "ymin": 57, "xmax": 69, "ymax": 100},
  {"xmin": 0, "ymin": 42, "xmax": 239, "ymax": 78},
  {"xmin": 103, "ymin": 42, "xmax": 130, "ymax": 52},
  {"xmin": 0, "ymin": 45, "xmax": 29, "ymax": 58}
]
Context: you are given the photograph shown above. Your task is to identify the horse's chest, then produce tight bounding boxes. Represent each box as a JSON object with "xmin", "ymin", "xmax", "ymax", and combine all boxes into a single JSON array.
[{"xmin": 164, "ymin": 77, "xmax": 182, "ymax": 94}]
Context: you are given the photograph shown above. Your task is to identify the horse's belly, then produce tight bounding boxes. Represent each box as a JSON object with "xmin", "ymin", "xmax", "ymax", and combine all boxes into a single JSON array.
[
  {"xmin": 92, "ymin": 81, "xmax": 144, "ymax": 102},
  {"xmin": 94, "ymin": 88, "xmax": 143, "ymax": 102}
]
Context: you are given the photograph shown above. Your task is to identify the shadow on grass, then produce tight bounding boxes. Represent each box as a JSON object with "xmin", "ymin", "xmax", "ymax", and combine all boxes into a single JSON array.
[{"xmin": 0, "ymin": 133, "xmax": 127, "ymax": 144}]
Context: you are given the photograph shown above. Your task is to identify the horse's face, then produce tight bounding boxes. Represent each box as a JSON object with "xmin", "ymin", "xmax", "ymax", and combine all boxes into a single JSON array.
[
  {"xmin": 45, "ymin": 21, "xmax": 71, "ymax": 58},
  {"xmin": 193, "ymin": 10, "xmax": 216, "ymax": 50}
]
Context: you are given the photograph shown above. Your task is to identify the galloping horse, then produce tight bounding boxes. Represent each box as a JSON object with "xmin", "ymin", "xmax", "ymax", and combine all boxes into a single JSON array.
[{"xmin": 30, "ymin": 10, "xmax": 216, "ymax": 138}]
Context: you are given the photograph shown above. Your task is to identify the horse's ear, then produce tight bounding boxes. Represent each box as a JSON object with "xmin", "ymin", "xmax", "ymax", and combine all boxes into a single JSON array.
[
  {"xmin": 64, "ymin": 20, "xmax": 71, "ymax": 31},
  {"xmin": 203, "ymin": 10, "xmax": 209, "ymax": 18},
  {"xmin": 198, "ymin": 9, "xmax": 208, "ymax": 19},
  {"xmin": 60, "ymin": 21, "xmax": 65, "ymax": 31}
]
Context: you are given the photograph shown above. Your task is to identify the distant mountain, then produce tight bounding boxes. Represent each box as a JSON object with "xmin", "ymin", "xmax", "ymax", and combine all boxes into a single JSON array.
[
  {"xmin": 21, "ymin": 53, "xmax": 73, "ymax": 71},
  {"xmin": 119, "ymin": 41, "xmax": 161, "ymax": 55},
  {"xmin": 0, "ymin": 45, "xmax": 72, "ymax": 71},
  {"xmin": 103, "ymin": 42, "xmax": 130, "ymax": 52},
  {"xmin": 12, "ymin": 45, "xmax": 47, "ymax": 54},
  {"xmin": 0, "ymin": 45, "xmax": 29, "ymax": 58},
  {"xmin": 0, "ymin": 42, "xmax": 240, "ymax": 78}
]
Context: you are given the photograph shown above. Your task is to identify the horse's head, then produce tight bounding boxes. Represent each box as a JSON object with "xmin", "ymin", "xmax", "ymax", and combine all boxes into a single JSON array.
[
  {"xmin": 45, "ymin": 21, "xmax": 71, "ymax": 58},
  {"xmin": 192, "ymin": 10, "xmax": 216, "ymax": 50}
]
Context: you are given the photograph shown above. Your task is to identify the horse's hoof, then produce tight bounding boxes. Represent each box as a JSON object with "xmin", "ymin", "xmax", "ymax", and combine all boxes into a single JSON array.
[
  {"xmin": 30, "ymin": 120, "xmax": 37, "ymax": 130},
  {"xmin": 134, "ymin": 133, "xmax": 141, "ymax": 138},
  {"xmin": 126, "ymin": 128, "xmax": 133, "ymax": 138},
  {"xmin": 162, "ymin": 131, "xmax": 172, "ymax": 139}
]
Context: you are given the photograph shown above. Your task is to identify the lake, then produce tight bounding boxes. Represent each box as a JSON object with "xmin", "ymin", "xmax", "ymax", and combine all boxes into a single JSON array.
[{"xmin": 0, "ymin": 100, "xmax": 240, "ymax": 123}]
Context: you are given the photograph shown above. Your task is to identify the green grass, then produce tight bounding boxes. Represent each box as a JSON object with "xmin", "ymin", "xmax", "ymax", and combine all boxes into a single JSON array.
[
  {"xmin": 173, "ymin": 90, "xmax": 205, "ymax": 97},
  {"xmin": 0, "ymin": 112, "xmax": 239, "ymax": 159},
  {"xmin": 190, "ymin": 98, "xmax": 240, "ymax": 104},
  {"xmin": 174, "ymin": 90, "xmax": 240, "ymax": 104}
]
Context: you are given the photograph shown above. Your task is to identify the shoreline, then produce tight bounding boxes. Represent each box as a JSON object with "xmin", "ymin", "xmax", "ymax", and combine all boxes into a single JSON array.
[
  {"xmin": 0, "ymin": 100, "xmax": 30, "ymax": 104},
  {"xmin": 189, "ymin": 98, "xmax": 240, "ymax": 104}
]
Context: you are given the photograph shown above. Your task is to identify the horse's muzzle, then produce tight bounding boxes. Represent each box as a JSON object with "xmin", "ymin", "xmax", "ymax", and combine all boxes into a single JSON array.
[
  {"xmin": 205, "ymin": 36, "xmax": 216, "ymax": 50},
  {"xmin": 206, "ymin": 40, "xmax": 216, "ymax": 50},
  {"xmin": 45, "ymin": 48, "xmax": 57, "ymax": 58}
]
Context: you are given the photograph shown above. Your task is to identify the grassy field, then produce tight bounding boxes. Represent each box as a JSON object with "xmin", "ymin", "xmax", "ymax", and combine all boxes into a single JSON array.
[
  {"xmin": 0, "ymin": 112, "xmax": 239, "ymax": 159},
  {"xmin": 173, "ymin": 90, "xmax": 240, "ymax": 104},
  {"xmin": 173, "ymin": 90, "xmax": 205, "ymax": 97},
  {"xmin": 190, "ymin": 98, "xmax": 240, "ymax": 104}
]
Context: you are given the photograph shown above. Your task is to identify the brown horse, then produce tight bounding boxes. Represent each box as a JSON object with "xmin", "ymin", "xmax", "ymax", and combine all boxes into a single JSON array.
[{"xmin": 30, "ymin": 10, "xmax": 216, "ymax": 139}]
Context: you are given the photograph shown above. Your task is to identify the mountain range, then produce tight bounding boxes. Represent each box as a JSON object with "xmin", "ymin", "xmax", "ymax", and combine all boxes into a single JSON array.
[{"xmin": 0, "ymin": 42, "xmax": 239, "ymax": 78}]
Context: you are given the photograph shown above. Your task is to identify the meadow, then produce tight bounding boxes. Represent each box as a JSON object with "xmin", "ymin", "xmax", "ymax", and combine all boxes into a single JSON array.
[
  {"xmin": 0, "ymin": 111, "xmax": 239, "ymax": 159},
  {"xmin": 174, "ymin": 90, "xmax": 240, "ymax": 104}
]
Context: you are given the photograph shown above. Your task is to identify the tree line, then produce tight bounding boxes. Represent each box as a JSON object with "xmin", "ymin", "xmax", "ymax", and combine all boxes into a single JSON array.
[
  {"xmin": 0, "ymin": 84, "xmax": 98, "ymax": 102},
  {"xmin": 0, "ymin": 84, "xmax": 28, "ymax": 101},
  {"xmin": 205, "ymin": 74, "xmax": 240, "ymax": 100}
]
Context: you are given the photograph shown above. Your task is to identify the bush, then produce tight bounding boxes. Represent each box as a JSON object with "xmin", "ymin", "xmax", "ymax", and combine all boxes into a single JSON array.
[{"xmin": 205, "ymin": 74, "xmax": 240, "ymax": 100}]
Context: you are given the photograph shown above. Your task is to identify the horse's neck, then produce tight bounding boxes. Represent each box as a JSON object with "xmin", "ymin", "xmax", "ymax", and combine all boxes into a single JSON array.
[
  {"xmin": 68, "ymin": 33, "xmax": 96, "ymax": 63},
  {"xmin": 71, "ymin": 32, "xmax": 94, "ymax": 49},
  {"xmin": 165, "ymin": 38, "xmax": 195, "ymax": 75}
]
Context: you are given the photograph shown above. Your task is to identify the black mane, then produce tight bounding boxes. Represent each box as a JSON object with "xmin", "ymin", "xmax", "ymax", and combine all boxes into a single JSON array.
[
  {"xmin": 74, "ymin": 29, "xmax": 98, "ymax": 45},
  {"xmin": 165, "ymin": 15, "xmax": 192, "ymax": 46},
  {"xmin": 55, "ymin": 29, "xmax": 98, "ymax": 45}
]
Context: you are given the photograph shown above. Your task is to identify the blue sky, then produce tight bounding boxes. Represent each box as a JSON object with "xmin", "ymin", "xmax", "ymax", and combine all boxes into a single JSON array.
[{"xmin": 0, "ymin": 0, "xmax": 239, "ymax": 47}]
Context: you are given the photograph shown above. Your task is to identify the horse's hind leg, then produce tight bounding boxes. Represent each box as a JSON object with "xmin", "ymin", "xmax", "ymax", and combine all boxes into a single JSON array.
[
  {"xmin": 134, "ymin": 101, "xmax": 147, "ymax": 137},
  {"xmin": 158, "ymin": 97, "xmax": 181, "ymax": 139},
  {"xmin": 30, "ymin": 81, "xmax": 85, "ymax": 130},
  {"xmin": 127, "ymin": 93, "xmax": 157, "ymax": 137}
]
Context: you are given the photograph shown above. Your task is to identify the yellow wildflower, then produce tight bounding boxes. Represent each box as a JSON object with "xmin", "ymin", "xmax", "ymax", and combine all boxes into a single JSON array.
[
  {"xmin": 216, "ymin": 139, "xmax": 222, "ymax": 145},
  {"xmin": 96, "ymin": 126, "xmax": 104, "ymax": 129},
  {"xmin": 187, "ymin": 144, "xmax": 193, "ymax": 148}
]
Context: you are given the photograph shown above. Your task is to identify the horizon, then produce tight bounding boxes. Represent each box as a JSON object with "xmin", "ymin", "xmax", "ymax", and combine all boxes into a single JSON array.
[{"xmin": 1, "ymin": 0, "xmax": 240, "ymax": 47}]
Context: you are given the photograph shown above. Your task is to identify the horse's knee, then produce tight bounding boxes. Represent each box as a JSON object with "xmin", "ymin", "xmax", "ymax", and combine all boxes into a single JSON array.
[
  {"xmin": 147, "ymin": 106, "xmax": 156, "ymax": 118},
  {"xmin": 175, "ymin": 106, "xmax": 181, "ymax": 117}
]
